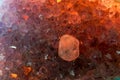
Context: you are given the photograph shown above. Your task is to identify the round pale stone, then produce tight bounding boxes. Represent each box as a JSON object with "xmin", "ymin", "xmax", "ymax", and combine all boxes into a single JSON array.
[{"xmin": 58, "ymin": 34, "xmax": 79, "ymax": 61}]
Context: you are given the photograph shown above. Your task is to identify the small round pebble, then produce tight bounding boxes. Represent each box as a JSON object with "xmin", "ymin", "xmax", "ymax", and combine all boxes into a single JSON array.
[{"xmin": 58, "ymin": 34, "xmax": 79, "ymax": 61}]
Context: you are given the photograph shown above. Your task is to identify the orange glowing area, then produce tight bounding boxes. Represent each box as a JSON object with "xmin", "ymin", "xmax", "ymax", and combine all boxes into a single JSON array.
[
  {"xmin": 100, "ymin": 0, "xmax": 120, "ymax": 10},
  {"xmin": 23, "ymin": 66, "xmax": 32, "ymax": 76},
  {"xmin": 10, "ymin": 73, "xmax": 18, "ymax": 79},
  {"xmin": 22, "ymin": 14, "xmax": 29, "ymax": 21},
  {"xmin": 57, "ymin": 0, "xmax": 61, "ymax": 3},
  {"xmin": 115, "ymin": 0, "xmax": 120, "ymax": 2}
]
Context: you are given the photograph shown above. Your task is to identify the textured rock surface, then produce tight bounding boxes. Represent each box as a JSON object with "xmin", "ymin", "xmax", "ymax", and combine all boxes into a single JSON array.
[
  {"xmin": 58, "ymin": 34, "xmax": 79, "ymax": 61},
  {"xmin": 1, "ymin": 0, "xmax": 120, "ymax": 80}
]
